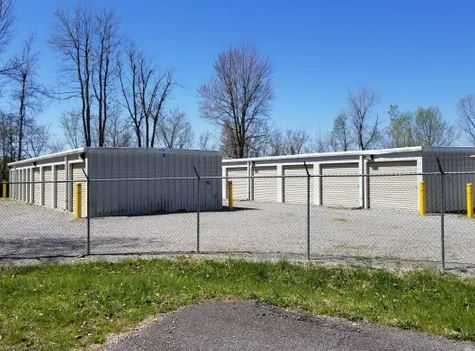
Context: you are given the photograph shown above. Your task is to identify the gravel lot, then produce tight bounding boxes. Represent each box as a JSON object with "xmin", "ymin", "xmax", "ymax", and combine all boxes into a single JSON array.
[
  {"xmin": 104, "ymin": 301, "xmax": 475, "ymax": 351},
  {"xmin": 2, "ymin": 199, "xmax": 475, "ymax": 271}
]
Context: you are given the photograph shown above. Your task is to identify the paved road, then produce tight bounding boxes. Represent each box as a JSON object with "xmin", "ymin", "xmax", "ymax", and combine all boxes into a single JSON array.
[{"xmin": 104, "ymin": 301, "xmax": 475, "ymax": 351}]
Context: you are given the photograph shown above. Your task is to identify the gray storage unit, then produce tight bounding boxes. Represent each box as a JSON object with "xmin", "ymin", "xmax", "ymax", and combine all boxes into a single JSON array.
[
  {"xmin": 8, "ymin": 147, "xmax": 222, "ymax": 217},
  {"xmin": 33, "ymin": 168, "xmax": 41, "ymax": 205},
  {"xmin": 368, "ymin": 161, "xmax": 417, "ymax": 210},
  {"xmin": 71, "ymin": 163, "xmax": 87, "ymax": 216},
  {"xmin": 321, "ymin": 163, "xmax": 360, "ymax": 208},
  {"xmin": 222, "ymin": 146, "xmax": 475, "ymax": 212},
  {"xmin": 253, "ymin": 166, "xmax": 277, "ymax": 202},
  {"xmin": 284, "ymin": 165, "xmax": 313, "ymax": 204},
  {"xmin": 43, "ymin": 166, "xmax": 53, "ymax": 208},
  {"xmin": 56, "ymin": 165, "xmax": 66, "ymax": 210},
  {"xmin": 227, "ymin": 167, "xmax": 248, "ymax": 200}
]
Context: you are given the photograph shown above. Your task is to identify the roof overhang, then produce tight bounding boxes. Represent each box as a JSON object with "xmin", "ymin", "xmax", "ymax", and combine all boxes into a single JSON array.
[{"xmin": 7, "ymin": 148, "xmax": 85, "ymax": 168}]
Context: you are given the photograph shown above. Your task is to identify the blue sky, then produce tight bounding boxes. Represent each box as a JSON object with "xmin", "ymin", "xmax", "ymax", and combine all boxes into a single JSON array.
[{"xmin": 5, "ymin": 0, "xmax": 475, "ymax": 144}]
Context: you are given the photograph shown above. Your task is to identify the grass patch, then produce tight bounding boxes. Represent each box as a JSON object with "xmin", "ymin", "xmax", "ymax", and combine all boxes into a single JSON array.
[{"xmin": 1, "ymin": 258, "xmax": 475, "ymax": 350}]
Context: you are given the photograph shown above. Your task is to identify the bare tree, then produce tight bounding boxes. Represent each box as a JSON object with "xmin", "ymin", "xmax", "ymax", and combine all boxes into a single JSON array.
[
  {"xmin": 266, "ymin": 129, "xmax": 284, "ymax": 156},
  {"xmin": 413, "ymin": 106, "xmax": 455, "ymax": 146},
  {"xmin": 198, "ymin": 131, "xmax": 215, "ymax": 150},
  {"xmin": 347, "ymin": 88, "xmax": 380, "ymax": 150},
  {"xmin": 25, "ymin": 123, "xmax": 49, "ymax": 158},
  {"xmin": 7, "ymin": 38, "xmax": 48, "ymax": 160},
  {"xmin": 60, "ymin": 111, "xmax": 83, "ymax": 149},
  {"xmin": 458, "ymin": 95, "xmax": 475, "ymax": 144},
  {"xmin": 0, "ymin": 111, "xmax": 15, "ymax": 178},
  {"xmin": 159, "ymin": 109, "xmax": 193, "ymax": 149},
  {"xmin": 106, "ymin": 108, "xmax": 132, "ymax": 147},
  {"xmin": 118, "ymin": 45, "xmax": 173, "ymax": 148},
  {"xmin": 0, "ymin": 0, "xmax": 15, "ymax": 76},
  {"xmin": 199, "ymin": 46, "xmax": 272, "ymax": 158},
  {"xmin": 329, "ymin": 112, "xmax": 352, "ymax": 151},
  {"xmin": 51, "ymin": 6, "xmax": 94, "ymax": 146},
  {"xmin": 283, "ymin": 129, "xmax": 309, "ymax": 154},
  {"xmin": 118, "ymin": 45, "xmax": 141, "ymax": 146},
  {"xmin": 93, "ymin": 9, "xmax": 119, "ymax": 146}
]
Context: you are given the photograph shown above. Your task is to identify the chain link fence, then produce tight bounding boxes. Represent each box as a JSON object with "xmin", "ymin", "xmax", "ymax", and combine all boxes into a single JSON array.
[{"xmin": 1, "ymin": 170, "xmax": 475, "ymax": 273}]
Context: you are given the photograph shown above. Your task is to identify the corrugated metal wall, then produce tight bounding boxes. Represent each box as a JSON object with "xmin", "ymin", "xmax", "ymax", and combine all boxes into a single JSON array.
[
  {"xmin": 226, "ymin": 168, "xmax": 248, "ymax": 200},
  {"xmin": 423, "ymin": 150, "xmax": 475, "ymax": 212},
  {"xmin": 43, "ymin": 166, "xmax": 53, "ymax": 208},
  {"xmin": 87, "ymin": 148, "xmax": 222, "ymax": 217},
  {"xmin": 56, "ymin": 165, "xmax": 66, "ymax": 210},
  {"xmin": 253, "ymin": 166, "xmax": 277, "ymax": 202},
  {"xmin": 368, "ymin": 161, "xmax": 417, "ymax": 210},
  {"xmin": 283, "ymin": 165, "xmax": 313, "ymax": 204},
  {"xmin": 33, "ymin": 168, "xmax": 41, "ymax": 205},
  {"xmin": 72, "ymin": 163, "xmax": 87, "ymax": 217},
  {"xmin": 321, "ymin": 164, "xmax": 360, "ymax": 208}
]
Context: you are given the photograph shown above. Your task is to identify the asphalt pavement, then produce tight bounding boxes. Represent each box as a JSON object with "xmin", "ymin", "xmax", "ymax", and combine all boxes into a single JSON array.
[{"xmin": 103, "ymin": 300, "xmax": 475, "ymax": 351}]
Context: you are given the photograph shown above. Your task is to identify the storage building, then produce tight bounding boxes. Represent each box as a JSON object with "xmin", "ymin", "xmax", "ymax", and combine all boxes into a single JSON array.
[
  {"xmin": 222, "ymin": 146, "xmax": 475, "ymax": 212},
  {"xmin": 8, "ymin": 148, "xmax": 222, "ymax": 217}
]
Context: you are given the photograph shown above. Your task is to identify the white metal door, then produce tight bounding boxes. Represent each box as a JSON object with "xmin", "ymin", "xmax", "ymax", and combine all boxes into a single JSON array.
[
  {"xmin": 284, "ymin": 165, "xmax": 314, "ymax": 204},
  {"xmin": 227, "ymin": 167, "xmax": 248, "ymax": 200},
  {"xmin": 322, "ymin": 163, "xmax": 360, "ymax": 208},
  {"xmin": 368, "ymin": 161, "xmax": 417, "ymax": 210},
  {"xmin": 253, "ymin": 166, "xmax": 277, "ymax": 202}
]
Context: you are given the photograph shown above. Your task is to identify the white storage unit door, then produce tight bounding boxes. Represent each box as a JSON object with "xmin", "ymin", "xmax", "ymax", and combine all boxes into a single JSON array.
[
  {"xmin": 227, "ymin": 167, "xmax": 249, "ymax": 200},
  {"xmin": 322, "ymin": 163, "xmax": 360, "ymax": 208},
  {"xmin": 72, "ymin": 163, "xmax": 87, "ymax": 216},
  {"xmin": 56, "ymin": 165, "xmax": 66, "ymax": 210},
  {"xmin": 368, "ymin": 161, "xmax": 417, "ymax": 210},
  {"xmin": 284, "ymin": 165, "xmax": 313, "ymax": 204},
  {"xmin": 253, "ymin": 166, "xmax": 277, "ymax": 202},
  {"xmin": 43, "ymin": 167, "xmax": 53, "ymax": 208},
  {"xmin": 33, "ymin": 168, "xmax": 41, "ymax": 205}
]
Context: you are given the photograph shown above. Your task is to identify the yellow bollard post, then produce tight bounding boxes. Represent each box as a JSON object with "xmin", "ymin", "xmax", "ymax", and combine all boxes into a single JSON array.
[
  {"xmin": 227, "ymin": 181, "xmax": 234, "ymax": 210},
  {"xmin": 418, "ymin": 181, "xmax": 426, "ymax": 216},
  {"xmin": 1, "ymin": 181, "xmax": 6, "ymax": 198},
  {"xmin": 74, "ymin": 183, "xmax": 82, "ymax": 219},
  {"xmin": 467, "ymin": 183, "xmax": 473, "ymax": 219}
]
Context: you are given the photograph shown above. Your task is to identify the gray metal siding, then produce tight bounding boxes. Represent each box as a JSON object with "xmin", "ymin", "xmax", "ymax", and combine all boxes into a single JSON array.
[
  {"xmin": 423, "ymin": 152, "xmax": 475, "ymax": 212},
  {"xmin": 253, "ymin": 166, "xmax": 277, "ymax": 202},
  {"xmin": 322, "ymin": 164, "xmax": 360, "ymax": 208},
  {"xmin": 87, "ymin": 148, "xmax": 222, "ymax": 217},
  {"xmin": 227, "ymin": 168, "xmax": 248, "ymax": 200},
  {"xmin": 284, "ymin": 165, "xmax": 313, "ymax": 204},
  {"xmin": 368, "ymin": 161, "xmax": 417, "ymax": 210}
]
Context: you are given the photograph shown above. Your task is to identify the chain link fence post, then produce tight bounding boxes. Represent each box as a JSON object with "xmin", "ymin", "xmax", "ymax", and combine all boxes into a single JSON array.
[
  {"xmin": 81, "ymin": 167, "xmax": 90, "ymax": 256},
  {"xmin": 193, "ymin": 166, "xmax": 201, "ymax": 253},
  {"xmin": 436, "ymin": 158, "xmax": 446, "ymax": 271},
  {"xmin": 304, "ymin": 162, "xmax": 311, "ymax": 261}
]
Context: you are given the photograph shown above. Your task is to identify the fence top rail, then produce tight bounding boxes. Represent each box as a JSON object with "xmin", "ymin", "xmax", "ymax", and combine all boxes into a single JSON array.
[{"xmin": 5, "ymin": 170, "xmax": 475, "ymax": 184}]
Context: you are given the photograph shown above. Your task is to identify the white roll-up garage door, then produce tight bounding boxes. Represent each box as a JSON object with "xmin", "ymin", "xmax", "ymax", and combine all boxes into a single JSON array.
[
  {"xmin": 253, "ymin": 166, "xmax": 277, "ymax": 202},
  {"xmin": 322, "ymin": 163, "xmax": 360, "ymax": 208},
  {"xmin": 284, "ymin": 165, "xmax": 313, "ymax": 204},
  {"xmin": 227, "ymin": 167, "xmax": 248, "ymax": 200},
  {"xmin": 72, "ymin": 163, "xmax": 87, "ymax": 216},
  {"xmin": 43, "ymin": 167, "xmax": 53, "ymax": 208},
  {"xmin": 56, "ymin": 165, "xmax": 66, "ymax": 210},
  {"xmin": 368, "ymin": 161, "xmax": 417, "ymax": 210},
  {"xmin": 33, "ymin": 168, "xmax": 41, "ymax": 205}
]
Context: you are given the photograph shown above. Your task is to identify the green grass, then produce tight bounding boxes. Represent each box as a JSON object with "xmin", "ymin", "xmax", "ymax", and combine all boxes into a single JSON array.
[{"xmin": 1, "ymin": 258, "xmax": 475, "ymax": 350}]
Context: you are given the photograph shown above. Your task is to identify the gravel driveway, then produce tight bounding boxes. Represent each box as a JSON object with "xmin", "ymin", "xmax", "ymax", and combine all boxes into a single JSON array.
[
  {"xmin": 103, "ymin": 301, "xmax": 475, "ymax": 351},
  {"xmin": 2, "ymin": 199, "xmax": 475, "ymax": 271}
]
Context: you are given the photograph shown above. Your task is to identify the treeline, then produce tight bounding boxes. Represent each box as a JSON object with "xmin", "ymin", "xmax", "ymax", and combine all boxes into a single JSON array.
[{"xmin": 2, "ymin": 1, "xmax": 475, "ymax": 181}]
